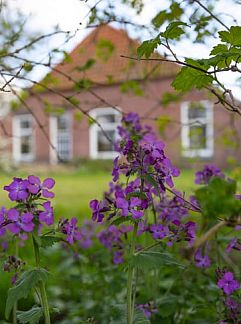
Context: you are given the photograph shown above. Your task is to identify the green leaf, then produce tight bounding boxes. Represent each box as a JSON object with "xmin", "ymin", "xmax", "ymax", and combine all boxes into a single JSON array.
[
  {"xmin": 23, "ymin": 63, "xmax": 33, "ymax": 72},
  {"xmin": 152, "ymin": 3, "xmax": 183, "ymax": 28},
  {"xmin": 17, "ymin": 306, "xmax": 43, "ymax": 324},
  {"xmin": 195, "ymin": 177, "xmax": 241, "ymax": 219},
  {"xmin": 159, "ymin": 295, "xmax": 179, "ymax": 318},
  {"xmin": 161, "ymin": 21, "xmax": 188, "ymax": 40},
  {"xmin": 120, "ymin": 80, "xmax": 144, "ymax": 96},
  {"xmin": 75, "ymin": 58, "xmax": 96, "ymax": 72},
  {"xmin": 152, "ymin": 11, "xmax": 167, "ymax": 28},
  {"xmin": 172, "ymin": 66, "xmax": 213, "ymax": 92},
  {"xmin": 40, "ymin": 235, "xmax": 62, "ymax": 248},
  {"xmin": 5, "ymin": 268, "xmax": 49, "ymax": 319},
  {"xmin": 111, "ymin": 216, "xmax": 133, "ymax": 226},
  {"xmin": 96, "ymin": 39, "xmax": 115, "ymax": 62},
  {"xmin": 144, "ymin": 174, "xmax": 160, "ymax": 196},
  {"xmin": 161, "ymin": 91, "xmax": 182, "ymax": 107},
  {"xmin": 74, "ymin": 79, "xmax": 92, "ymax": 90},
  {"xmin": 110, "ymin": 303, "xmax": 127, "ymax": 323},
  {"xmin": 134, "ymin": 309, "xmax": 151, "ymax": 323},
  {"xmin": 137, "ymin": 38, "xmax": 160, "ymax": 58},
  {"xmin": 219, "ymin": 26, "xmax": 241, "ymax": 46},
  {"xmin": 156, "ymin": 115, "xmax": 171, "ymax": 136},
  {"xmin": 129, "ymin": 251, "xmax": 184, "ymax": 270},
  {"xmin": 210, "ymin": 44, "xmax": 228, "ymax": 55}
]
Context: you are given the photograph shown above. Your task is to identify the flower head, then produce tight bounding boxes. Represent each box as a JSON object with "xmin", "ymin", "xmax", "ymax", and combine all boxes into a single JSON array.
[{"xmin": 218, "ymin": 271, "xmax": 240, "ymax": 295}]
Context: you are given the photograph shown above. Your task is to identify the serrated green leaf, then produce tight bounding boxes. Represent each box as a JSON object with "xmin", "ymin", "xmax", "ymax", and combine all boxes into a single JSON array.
[
  {"xmin": 130, "ymin": 251, "xmax": 184, "ymax": 270},
  {"xmin": 134, "ymin": 309, "xmax": 151, "ymax": 323},
  {"xmin": 210, "ymin": 44, "xmax": 228, "ymax": 56},
  {"xmin": 17, "ymin": 306, "xmax": 43, "ymax": 324},
  {"xmin": 158, "ymin": 295, "xmax": 179, "ymax": 318},
  {"xmin": 172, "ymin": 66, "xmax": 213, "ymax": 92},
  {"xmin": 161, "ymin": 21, "xmax": 188, "ymax": 40},
  {"xmin": 152, "ymin": 3, "xmax": 183, "ymax": 28},
  {"xmin": 137, "ymin": 38, "xmax": 160, "ymax": 58},
  {"xmin": 219, "ymin": 26, "xmax": 241, "ymax": 46},
  {"xmin": 40, "ymin": 235, "xmax": 62, "ymax": 248},
  {"xmin": 110, "ymin": 303, "xmax": 127, "ymax": 323},
  {"xmin": 5, "ymin": 269, "xmax": 49, "ymax": 319}
]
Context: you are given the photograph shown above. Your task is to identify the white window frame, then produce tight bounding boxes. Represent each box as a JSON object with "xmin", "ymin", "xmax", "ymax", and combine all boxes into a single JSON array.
[
  {"xmin": 181, "ymin": 100, "xmax": 213, "ymax": 158},
  {"xmin": 12, "ymin": 114, "xmax": 35, "ymax": 163},
  {"xmin": 49, "ymin": 112, "xmax": 73, "ymax": 164},
  {"xmin": 89, "ymin": 107, "xmax": 120, "ymax": 159}
]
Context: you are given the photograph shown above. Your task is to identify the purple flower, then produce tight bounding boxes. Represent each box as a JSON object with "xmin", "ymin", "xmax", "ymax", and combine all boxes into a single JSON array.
[
  {"xmin": 218, "ymin": 271, "xmax": 240, "ymax": 295},
  {"xmin": 194, "ymin": 248, "xmax": 211, "ymax": 268},
  {"xmin": 136, "ymin": 303, "xmax": 158, "ymax": 318},
  {"xmin": 28, "ymin": 176, "xmax": 55, "ymax": 198},
  {"xmin": 112, "ymin": 157, "xmax": 120, "ymax": 182},
  {"xmin": 226, "ymin": 237, "xmax": 241, "ymax": 253},
  {"xmin": 183, "ymin": 221, "xmax": 196, "ymax": 246},
  {"xmin": 4, "ymin": 177, "xmax": 29, "ymax": 201},
  {"xmin": 63, "ymin": 217, "xmax": 82, "ymax": 245},
  {"xmin": 41, "ymin": 178, "xmax": 55, "ymax": 198},
  {"xmin": 116, "ymin": 197, "xmax": 129, "ymax": 216},
  {"xmin": 195, "ymin": 164, "xmax": 223, "ymax": 185},
  {"xmin": 113, "ymin": 250, "xmax": 124, "ymax": 264},
  {"xmin": 39, "ymin": 201, "xmax": 54, "ymax": 226},
  {"xmin": 0, "ymin": 207, "xmax": 8, "ymax": 236},
  {"xmin": 89, "ymin": 199, "xmax": 106, "ymax": 222},
  {"xmin": 8, "ymin": 209, "xmax": 34, "ymax": 234},
  {"xmin": 150, "ymin": 224, "xmax": 169, "ymax": 240}
]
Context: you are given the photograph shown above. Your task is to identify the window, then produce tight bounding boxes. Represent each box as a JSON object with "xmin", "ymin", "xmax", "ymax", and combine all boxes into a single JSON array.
[
  {"xmin": 181, "ymin": 101, "xmax": 213, "ymax": 158},
  {"xmin": 50, "ymin": 112, "xmax": 72, "ymax": 163},
  {"xmin": 13, "ymin": 114, "xmax": 34, "ymax": 162},
  {"xmin": 90, "ymin": 107, "xmax": 120, "ymax": 159}
]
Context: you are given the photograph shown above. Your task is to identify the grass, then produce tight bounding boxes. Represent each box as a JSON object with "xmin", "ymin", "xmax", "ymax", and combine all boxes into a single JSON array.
[
  {"xmin": 0, "ymin": 171, "xmax": 112, "ymax": 218},
  {"xmin": 1, "ymin": 166, "xmax": 240, "ymax": 220}
]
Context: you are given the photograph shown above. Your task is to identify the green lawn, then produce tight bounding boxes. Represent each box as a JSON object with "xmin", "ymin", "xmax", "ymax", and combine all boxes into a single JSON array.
[
  {"xmin": 0, "ymin": 168, "xmax": 198, "ymax": 220},
  {"xmin": 0, "ymin": 171, "xmax": 112, "ymax": 218}
]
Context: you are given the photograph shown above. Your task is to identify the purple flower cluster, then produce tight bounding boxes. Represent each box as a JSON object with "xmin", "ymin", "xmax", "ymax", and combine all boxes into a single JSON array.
[
  {"xmin": 59, "ymin": 218, "xmax": 82, "ymax": 245},
  {"xmin": 136, "ymin": 302, "xmax": 158, "ymax": 318},
  {"xmin": 89, "ymin": 113, "xmax": 198, "ymax": 261},
  {"xmin": 216, "ymin": 269, "xmax": 241, "ymax": 322},
  {"xmin": 194, "ymin": 248, "xmax": 211, "ymax": 268},
  {"xmin": 226, "ymin": 237, "xmax": 241, "ymax": 253},
  {"xmin": 195, "ymin": 164, "xmax": 224, "ymax": 185},
  {"xmin": 217, "ymin": 271, "xmax": 240, "ymax": 295},
  {"xmin": 113, "ymin": 112, "xmax": 180, "ymax": 190},
  {"xmin": 4, "ymin": 176, "xmax": 55, "ymax": 201},
  {"xmin": 0, "ymin": 176, "xmax": 56, "ymax": 237},
  {"xmin": 97, "ymin": 224, "xmax": 133, "ymax": 264}
]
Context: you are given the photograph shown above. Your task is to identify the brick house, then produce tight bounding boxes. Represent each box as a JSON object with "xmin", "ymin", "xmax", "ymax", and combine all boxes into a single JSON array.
[{"xmin": 2, "ymin": 24, "xmax": 241, "ymax": 167}]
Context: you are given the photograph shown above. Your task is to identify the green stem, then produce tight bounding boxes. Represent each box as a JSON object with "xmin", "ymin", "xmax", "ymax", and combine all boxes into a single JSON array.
[
  {"xmin": 13, "ymin": 238, "xmax": 18, "ymax": 324},
  {"xmin": 127, "ymin": 223, "xmax": 138, "ymax": 324},
  {"xmin": 32, "ymin": 236, "xmax": 51, "ymax": 324}
]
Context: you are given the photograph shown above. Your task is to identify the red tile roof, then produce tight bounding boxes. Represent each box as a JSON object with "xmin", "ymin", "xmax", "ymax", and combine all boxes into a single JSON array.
[{"xmin": 45, "ymin": 24, "xmax": 179, "ymax": 90}]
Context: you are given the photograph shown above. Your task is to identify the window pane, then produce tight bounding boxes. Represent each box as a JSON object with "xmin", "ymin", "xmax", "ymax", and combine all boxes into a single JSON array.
[
  {"xmin": 96, "ymin": 114, "xmax": 116, "ymax": 124},
  {"xmin": 97, "ymin": 130, "xmax": 115, "ymax": 152},
  {"xmin": 57, "ymin": 115, "xmax": 69, "ymax": 130},
  {"xmin": 20, "ymin": 119, "xmax": 31, "ymax": 129},
  {"xmin": 20, "ymin": 135, "xmax": 32, "ymax": 154},
  {"xmin": 56, "ymin": 115, "xmax": 71, "ymax": 161},
  {"xmin": 188, "ymin": 102, "xmax": 206, "ymax": 119},
  {"xmin": 189, "ymin": 125, "xmax": 206, "ymax": 149}
]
